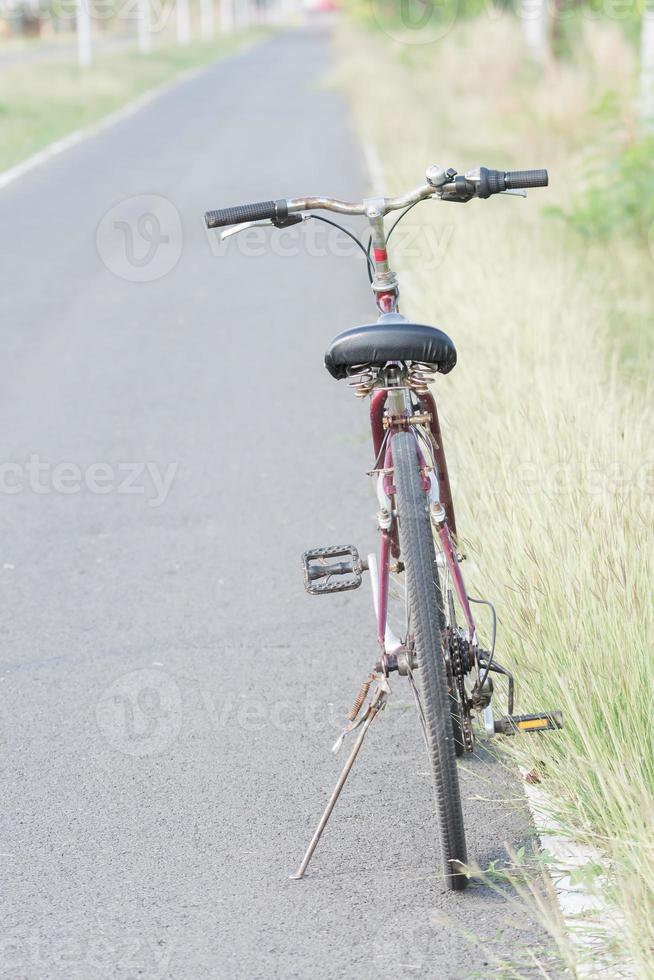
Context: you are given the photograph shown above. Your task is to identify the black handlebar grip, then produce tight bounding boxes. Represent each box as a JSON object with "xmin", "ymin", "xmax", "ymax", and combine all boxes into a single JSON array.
[
  {"xmin": 477, "ymin": 167, "xmax": 549, "ymax": 198},
  {"xmin": 205, "ymin": 199, "xmax": 288, "ymax": 229},
  {"xmin": 504, "ymin": 169, "xmax": 549, "ymax": 190}
]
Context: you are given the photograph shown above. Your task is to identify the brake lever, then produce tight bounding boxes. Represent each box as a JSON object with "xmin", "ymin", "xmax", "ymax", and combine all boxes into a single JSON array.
[
  {"xmin": 220, "ymin": 219, "xmax": 272, "ymax": 241},
  {"xmin": 219, "ymin": 213, "xmax": 306, "ymax": 241},
  {"xmin": 439, "ymin": 186, "xmax": 528, "ymax": 203}
]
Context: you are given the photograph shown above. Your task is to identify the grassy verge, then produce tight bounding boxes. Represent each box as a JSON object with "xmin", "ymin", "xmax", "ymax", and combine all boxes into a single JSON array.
[
  {"xmin": 0, "ymin": 30, "xmax": 264, "ymax": 173},
  {"xmin": 335, "ymin": 17, "xmax": 654, "ymax": 977}
]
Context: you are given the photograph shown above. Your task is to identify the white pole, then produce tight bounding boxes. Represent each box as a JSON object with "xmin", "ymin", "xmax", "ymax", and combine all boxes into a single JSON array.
[
  {"xmin": 234, "ymin": 0, "xmax": 248, "ymax": 28},
  {"xmin": 137, "ymin": 0, "xmax": 152, "ymax": 52},
  {"xmin": 641, "ymin": 3, "xmax": 654, "ymax": 132},
  {"xmin": 521, "ymin": 0, "xmax": 548, "ymax": 64},
  {"xmin": 176, "ymin": 0, "xmax": 191, "ymax": 44},
  {"xmin": 76, "ymin": 0, "xmax": 92, "ymax": 67},
  {"xmin": 200, "ymin": 0, "xmax": 214, "ymax": 38},
  {"xmin": 220, "ymin": 0, "xmax": 234, "ymax": 32}
]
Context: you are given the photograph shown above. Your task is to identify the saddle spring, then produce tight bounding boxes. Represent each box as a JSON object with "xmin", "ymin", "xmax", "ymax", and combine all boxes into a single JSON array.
[
  {"xmin": 346, "ymin": 363, "xmax": 378, "ymax": 398},
  {"xmin": 346, "ymin": 361, "xmax": 436, "ymax": 397},
  {"xmin": 407, "ymin": 361, "xmax": 437, "ymax": 393}
]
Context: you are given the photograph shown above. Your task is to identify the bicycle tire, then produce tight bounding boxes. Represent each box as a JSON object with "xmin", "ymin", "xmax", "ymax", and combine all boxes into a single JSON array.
[{"xmin": 392, "ymin": 430, "xmax": 468, "ymax": 890}]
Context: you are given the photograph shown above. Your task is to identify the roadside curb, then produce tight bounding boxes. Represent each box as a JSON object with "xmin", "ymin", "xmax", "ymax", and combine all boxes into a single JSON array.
[{"xmin": 520, "ymin": 770, "xmax": 635, "ymax": 977}]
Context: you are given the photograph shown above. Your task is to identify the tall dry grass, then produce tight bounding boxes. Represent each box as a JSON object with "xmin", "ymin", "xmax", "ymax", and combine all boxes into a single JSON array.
[{"xmin": 336, "ymin": 16, "xmax": 654, "ymax": 976}]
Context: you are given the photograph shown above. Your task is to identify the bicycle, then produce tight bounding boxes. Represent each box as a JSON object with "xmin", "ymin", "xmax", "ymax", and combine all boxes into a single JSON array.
[{"xmin": 205, "ymin": 163, "xmax": 563, "ymax": 891}]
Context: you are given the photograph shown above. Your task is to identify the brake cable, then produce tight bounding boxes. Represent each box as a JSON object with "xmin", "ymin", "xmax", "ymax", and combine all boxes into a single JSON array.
[
  {"xmin": 309, "ymin": 197, "xmax": 425, "ymax": 285},
  {"xmin": 308, "ymin": 214, "xmax": 374, "ymax": 282},
  {"xmin": 384, "ymin": 198, "xmax": 423, "ymax": 245},
  {"xmin": 467, "ymin": 594, "xmax": 497, "ymax": 688}
]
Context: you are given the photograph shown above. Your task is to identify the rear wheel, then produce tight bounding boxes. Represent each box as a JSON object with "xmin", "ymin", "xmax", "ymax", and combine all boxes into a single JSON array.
[{"xmin": 392, "ymin": 430, "xmax": 468, "ymax": 890}]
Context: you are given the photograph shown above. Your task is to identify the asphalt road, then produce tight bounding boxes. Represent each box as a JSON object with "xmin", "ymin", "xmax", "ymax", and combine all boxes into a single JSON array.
[{"xmin": 1, "ymin": 26, "xmax": 557, "ymax": 980}]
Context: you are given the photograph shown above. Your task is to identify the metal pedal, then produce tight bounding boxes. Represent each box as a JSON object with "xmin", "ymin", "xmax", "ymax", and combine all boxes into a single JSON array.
[
  {"xmin": 302, "ymin": 545, "xmax": 365, "ymax": 596},
  {"xmin": 494, "ymin": 711, "xmax": 563, "ymax": 735}
]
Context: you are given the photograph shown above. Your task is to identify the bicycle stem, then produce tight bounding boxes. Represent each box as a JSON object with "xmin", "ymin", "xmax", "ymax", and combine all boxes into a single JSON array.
[{"xmin": 364, "ymin": 198, "xmax": 399, "ymax": 308}]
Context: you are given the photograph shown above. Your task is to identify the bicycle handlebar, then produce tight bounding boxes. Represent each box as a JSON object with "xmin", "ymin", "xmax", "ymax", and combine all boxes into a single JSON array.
[{"xmin": 204, "ymin": 165, "xmax": 549, "ymax": 228}]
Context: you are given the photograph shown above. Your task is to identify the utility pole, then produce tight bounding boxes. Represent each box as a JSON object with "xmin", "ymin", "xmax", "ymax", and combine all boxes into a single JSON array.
[
  {"xmin": 200, "ymin": 0, "xmax": 214, "ymax": 38},
  {"xmin": 236, "ymin": 0, "xmax": 251, "ymax": 28},
  {"xmin": 641, "ymin": 0, "xmax": 654, "ymax": 131},
  {"xmin": 176, "ymin": 0, "xmax": 191, "ymax": 44},
  {"xmin": 76, "ymin": 0, "xmax": 92, "ymax": 67},
  {"xmin": 220, "ymin": 0, "xmax": 234, "ymax": 32},
  {"xmin": 521, "ymin": 0, "xmax": 548, "ymax": 65},
  {"xmin": 137, "ymin": 0, "xmax": 152, "ymax": 52}
]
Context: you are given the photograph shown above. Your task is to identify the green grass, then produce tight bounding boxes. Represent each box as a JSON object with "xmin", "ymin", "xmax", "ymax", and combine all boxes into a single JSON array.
[
  {"xmin": 336, "ymin": 17, "xmax": 654, "ymax": 978},
  {"xmin": 0, "ymin": 31, "xmax": 263, "ymax": 172}
]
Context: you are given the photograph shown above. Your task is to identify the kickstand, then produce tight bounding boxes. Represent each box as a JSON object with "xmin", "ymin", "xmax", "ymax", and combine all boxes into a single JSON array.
[{"xmin": 290, "ymin": 677, "xmax": 390, "ymax": 880}]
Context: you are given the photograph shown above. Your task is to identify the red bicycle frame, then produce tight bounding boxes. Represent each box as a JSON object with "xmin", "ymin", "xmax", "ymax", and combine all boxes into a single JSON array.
[
  {"xmin": 370, "ymin": 390, "xmax": 477, "ymax": 661},
  {"xmin": 366, "ymin": 194, "xmax": 477, "ymax": 661}
]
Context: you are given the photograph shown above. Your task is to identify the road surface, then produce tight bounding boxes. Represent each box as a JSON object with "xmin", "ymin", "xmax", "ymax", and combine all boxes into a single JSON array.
[{"xmin": 0, "ymin": 25, "xmax": 557, "ymax": 979}]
